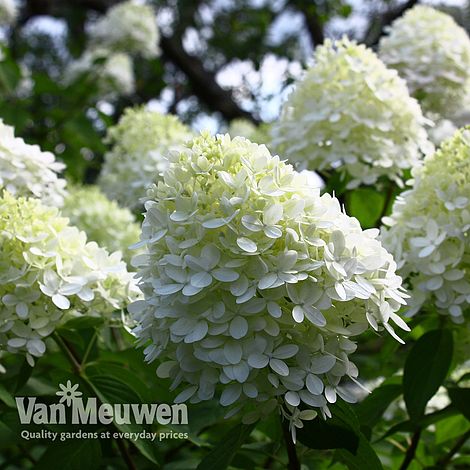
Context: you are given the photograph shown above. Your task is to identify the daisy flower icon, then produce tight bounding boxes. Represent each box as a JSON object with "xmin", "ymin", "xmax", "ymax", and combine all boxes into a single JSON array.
[{"xmin": 56, "ymin": 380, "xmax": 83, "ymax": 406}]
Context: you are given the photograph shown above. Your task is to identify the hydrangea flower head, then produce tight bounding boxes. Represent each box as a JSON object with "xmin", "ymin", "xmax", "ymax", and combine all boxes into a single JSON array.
[
  {"xmin": 382, "ymin": 128, "xmax": 470, "ymax": 323},
  {"xmin": 89, "ymin": 0, "xmax": 159, "ymax": 59},
  {"xmin": 99, "ymin": 107, "xmax": 193, "ymax": 209},
  {"xmin": 0, "ymin": 192, "xmax": 139, "ymax": 365},
  {"xmin": 66, "ymin": 48, "xmax": 135, "ymax": 97},
  {"xmin": 271, "ymin": 38, "xmax": 431, "ymax": 189},
  {"xmin": 0, "ymin": 0, "xmax": 17, "ymax": 26},
  {"xmin": 379, "ymin": 6, "xmax": 470, "ymax": 117},
  {"xmin": 130, "ymin": 133, "xmax": 409, "ymax": 431},
  {"xmin": 228, "ymin": 119, "xmax": 272, "ymax": 147},
  {"xmin": 62, "ymin": 185, "xmax": 140, "ymax": 264},
  {"xmin": 0, "ymin": 120, "xmax": 67, "ymax": 207}
]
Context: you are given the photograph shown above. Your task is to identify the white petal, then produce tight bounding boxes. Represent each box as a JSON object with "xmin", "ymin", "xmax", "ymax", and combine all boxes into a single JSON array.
[
  {"xmin": 306, "ymin": 374, "xmax": 324, "ymax": 395},
  {"xmin": 212, "ymin": 269, "xmax": 239, "ymax": 282},
  {"xmin": 285, "ymin": 391, "xmax": 300, "ymax": 407},
  {"xmin": 237, "ymin": 237, "xmax": 257, "ymax": 253},
  {"xmin": 220, "ymin": 384, "xmax": 242, "ymax": 406},
  {"xmin": 52, "ymin": 294, "xmax": 70, "ymax": 310},
  {"xmin": 270, "ymin": 358, "xmax": 289, "ymax": 376},
  {"xmin": 248, "ymin": 353, "xmax": 269, "ymax": 369},
  {"xmin": 229, "ymin": 316, "xmax": 248, "ymax": 339},
  {"xmin": 224, "ymin": 342, "xmax": 243, "ymax": 364},
  {"xmin": 273, "ymin": 344, "xmax": 299, "ymax": 359}
]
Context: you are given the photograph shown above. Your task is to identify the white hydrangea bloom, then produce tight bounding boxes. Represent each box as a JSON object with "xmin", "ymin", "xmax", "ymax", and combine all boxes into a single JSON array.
[
  {"xmin": 0, "ymin": 0, "xmax": 17, "ymax": 26},
  {"xmin": 228, "ymin": 119, "xmax": 271, "ymax": 146},
  {"xmin": 379, "ymin": 6, "xmax": 470, "ymax": 118},
  {"xmin": 98, "ymin": 107, "xmax": 193, "ymax": 209},
  {"xmin": 0, "ymin": 120, "xmax": 67, "ymax": 207},
  {"xmin": 66, "ymin": 48, "xmax": 135, "ymax": 97},
  {"xmin": 272, "ymin": 38, "xmax": 432, "ymax": 189},
  {"xmin": 382, "ymin": 128, "xmax": 470, "ymax": 324},
  {"xmin": 0, "ymin": 192, "xmax": 139, "ymax": 365},
  {"xmin": 61, "ymin": 185, "xmax": 141, "ymax": 264},
  {"xmin": 130, "ymin": 133, "xmax": 409, "ymax": 431},
  {"xmin": 89, "ymin": 1, "xmax": 159, "ymax": 59},
  {"xmin": 229, "ymin": 119, "xmax": 324, "ymax": 189},
  {"xmin": 427, "ymin": 115, "xmax": 457, "ymax": 146}
]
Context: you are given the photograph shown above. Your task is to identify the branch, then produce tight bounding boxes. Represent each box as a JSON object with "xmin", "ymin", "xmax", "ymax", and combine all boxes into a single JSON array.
[
  {"xmin": 399, "ymin": 429, "xmax": 422, "ymax": 470},
  {"xmin": 363, "ymin": 0, "xmax": 419, "ymax": 47},
  {"xmin": 437, "ymin": 429, "xmax": 470, "ymax": 467},
  {"xmin": 159, "ymin": 35, "xmax": 258, "ymax": 122},
  {"xmin": 295, "ymin": 2, "xmax": 324, "ymax": 46},
  {"xmin": 20, "ymin": 0, "xmax": 257, "ymax": 123}
]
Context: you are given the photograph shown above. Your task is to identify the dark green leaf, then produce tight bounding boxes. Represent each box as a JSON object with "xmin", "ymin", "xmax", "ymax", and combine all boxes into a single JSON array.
[
  {"xmin": 196, "ymin": 423, "xmax": 255, "ymax": 470},
  {"xmin": 35, "ymin": 438, "xmax": 101, "ymax": 470},
  {"xmin": 336, "ymin": 433, "xmax": 383, "ymax": 470},
  {"xmin": 357, "ymin": 384, "xmax": 402, "ymax": 429},
  {"xmin": 0, "ymin": 384, "xmax": 16, "ymax": 408},
  {"xmin": 297, "ymin": 401, "xmax": 360, "ymax": 452},
  {"xmin": 404, "ymin": 329, "xmax": 453, "ymax": 422},
  {"xmin": 448, "ymin": 387, "xmax": 470, "ymax": 421}
]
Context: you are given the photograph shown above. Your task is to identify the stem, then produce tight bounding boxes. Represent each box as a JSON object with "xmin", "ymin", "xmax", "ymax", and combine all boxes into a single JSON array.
[
  {"xmin": 81, "ymin": 331, "xmax": 98, "ymax": 366},
  {"xmin": 52, "ymin": 333, "xmax": 81, "ymax": 374},
  {"xmin": 399, "ymin": 429, "xmax": 421, "ymax": 470},
  {"xmin": 115, "ymin": 438, "xmax": 137, "ymax": 470},
  {"xmin": 53, "ymin": 333, "xmax": 137, "ymax": 470},
  {"xmin": 437, "ymin": 429, "xmax": 470, "ymax": 467},
  {"xmin": 281, "ymin": 418, "xmax": 300, "ymax": 470}
]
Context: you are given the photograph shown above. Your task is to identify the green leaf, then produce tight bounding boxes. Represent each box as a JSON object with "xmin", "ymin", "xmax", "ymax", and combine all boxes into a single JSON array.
[
  {"xmin": 196, "ymin": 423, "xmax": 255, "ymax": 470},
  {"xmin": 346, "ymin": 188, "xmax": 385, "ymax": 228},
  {"xmin": 60, "ymin": 316, "xmax": 105, "ymax": 330},
  {"xmin": 357, "ymin": 384, "xmax": 402, "ymax": 429},
  {"xmin": 435, "ymin": 414, "xmax": 470, "ymax": 444},
  {"xmin": 447, "ymin": 387, "xmax": 470, "ymax": 421},
  {"xmin": 336, "ymin": 433, "xmax": 383, "ymax": 470},
  {"xmin": 34, "ymin": 438, "xmax": 101, "ymax": 470},
  {"xmin": 86, "ymin": 373, "xmax": 159, "ymax": 465},
  {"xmin": 298, "ymin": 401, "xmax": 364, "ymax": 449},
  {"xmin": 0, "ymin": 384, "xmax": 16, "ymax": 408},
  {"xmin": 403, "ymin": 329, "xmax": 453, "ymax": 422}
]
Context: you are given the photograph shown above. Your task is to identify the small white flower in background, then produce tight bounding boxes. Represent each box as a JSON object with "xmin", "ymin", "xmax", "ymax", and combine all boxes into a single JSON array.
[
  {"xmin": 89, "ymin": 0, "xmax": 159, "ymax": 59},
  {"xmin": 0, "ymin": 192, "xmax": 140, "ymax": 366},
  {"xmin": 379, "ymin": 5, "xmax": 470, "ymax": 118},
  {"xmin": 61, "ymin": 185, "xmax": 141, "ymax": 264},
  {"xmin": 130, "ymin": 133, "xmax": 410, "ymax": 433},
  {"xmin": 382, "ymin": 127, "xmax": 470, "ymax": 324},
  {"xmin": 0, "ymin": 0, "xmax": 17, "ymax": 26},
  {"xmin": 271, "ymin": 37, "xmax": 432, "ymax": 189},
  {"xmin": 66, "ymin": 48, "xmax": 135, "ymax": 97},
  {"xmin": 0, "ymin": 120, "xmax": 67, "ymax": 207},
  {"xmin": 98, "ymin": 106, "xmax": 193, "ymax": 209}
]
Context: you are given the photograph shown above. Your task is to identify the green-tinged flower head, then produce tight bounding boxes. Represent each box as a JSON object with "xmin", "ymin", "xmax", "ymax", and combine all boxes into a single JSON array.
[
  {"xmin": 0, "ymin": 192, "xmax": 139, "ymax": 365},
  {"xmin": 89, "ymin": 0, "xmax": 159, "ymax": 59},
  {"xmin": 129, "ymin": 132, "xmax": 409, "ymax": 436},
  {"xmin": 228, "ymin": 119, "xmax": 272, "ymax": 147},
  {"xmin": 272, "ymin": 38, "xmax": 432, "ymax": 189},
  {"xmin": 0, "ymin": 0, "xmax": 16, "ymax": 26},
  {"xmin": 379, "ymin": 6, "xmax": 470, "ymax": 117},
  {"xmin": 98, "ymin": 107, "xmax": 193, "ymax": 209},
  {"xmin": 62, "ymin": 185, "xmax": 141, "ymax": 264},
  {"xmin": 382, "ymin": 128, "xmax": 470, "ymax": 323},
  {"xmin": 0, "ymin": 120, "xmax": 67, "ymax": 207},
  {"xmin": 66, "ymin": 48, "xmax": 135, "ymax": 97}
]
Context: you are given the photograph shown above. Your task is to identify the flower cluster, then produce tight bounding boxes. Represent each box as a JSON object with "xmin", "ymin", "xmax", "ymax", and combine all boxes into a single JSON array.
[
  {"xmin": 89, "ymin": 1, "xmax": 159, "ymax": 59},
  {"xmin": 61, "ymin": 185, "xmax": 141, "ymax": 264},
  {"xmin": 66, "ymin": 48, "xmax": 135, "ymax": 97},
  {"xmin": 228, "ymin": 119, "xmax": 272, "ymax": 147},
  {"xmin": 379, "ymin": 6, "xmax": 470, "ymax": 118},
  {"xmin": 0, "ymin": 0, "xmax": 16, "ymax": 26},
  {"xmin": 382, "ymin": 128, "xmax": 470, "ymax": 324},
  {"xmin": 99, "ymin": 107, "xmax": 193, "ymax": 209},
  {"xmin": 0, "ymin": 120, "xmax": 67, "ymax": 207},
  {"xmin": 130, "ymin": 133, "xmax": 409, "ymax": 433},
  {"xmin": 271, "ymin": 38, "xmax": 432, "ymax": 189},
  {"xmin": 427, "ymin": 115, "xmax": 457, "ymax": 147},
  {"xmin": 0, "ymin": 192, "xmax": 139, "ymax": 365}
]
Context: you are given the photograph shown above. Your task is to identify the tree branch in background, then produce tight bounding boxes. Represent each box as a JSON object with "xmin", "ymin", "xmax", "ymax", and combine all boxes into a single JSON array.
[
  {"xmin": 160, "ymin": 35, "xmax": 258, "ymax": 122},
  {"xmin": 292, "ymin": 1, "xmax": 325, "ymax": 46},
  {"xmin": 363, "ymin": 0, "xmax": 419, "ymax": 47},
  {"xmin": 21, "ymin": 0, "xmax": 257, "ymax": 123}
]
